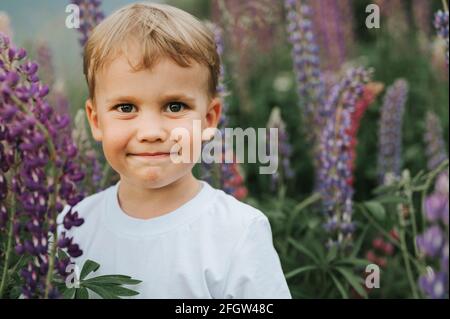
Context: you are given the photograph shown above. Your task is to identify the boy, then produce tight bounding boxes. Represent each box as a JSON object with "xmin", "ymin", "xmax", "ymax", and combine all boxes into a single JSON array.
[{"xmin": 62, "ymin": 2, "xmax": 291, "ymax": 299}]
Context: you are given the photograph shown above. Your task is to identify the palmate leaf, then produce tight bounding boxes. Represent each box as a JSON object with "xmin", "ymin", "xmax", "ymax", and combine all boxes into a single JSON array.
[
  {"xmin": 58, "ymin": 259, "xmax": 142, "ymax": 299},
  {"xmin": 80, "ymin": 260, "xmax": 100, "ymax": 280},
  {"xmin": 362, "ymin": 201, "xmax": 386, "ymax": 222},
  {"xmin": 285, "ymin": 265, "xmax": 317, "ymax": 280},
  {"xmin": 330, "ymin": 273, "xmax": 349, "ymax": 299},
  {"xmin": 336, "ymin": 267, "xmax": 368, "ymax": 299},
  {"xmin": 287, "ymin": 237, "xmax": 321, "ymax": 265}
]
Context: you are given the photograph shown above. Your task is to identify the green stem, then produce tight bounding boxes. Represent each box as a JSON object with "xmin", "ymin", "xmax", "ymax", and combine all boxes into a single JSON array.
[
  {"xmin": 398, "ymin": 205, "xmax": 420, "ymax": 299},
  {"xmin": 0, "ymin": 178, "xmax": 17, "ymax": 298},
  {"xmin": 404, "ymin": 187, "xmax": 419, "ymax": 258}
]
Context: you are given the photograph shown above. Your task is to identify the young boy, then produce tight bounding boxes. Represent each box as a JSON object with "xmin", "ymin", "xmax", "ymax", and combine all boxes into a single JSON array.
[{"xmin": 61, "ymin": 2, "xmax": 291, "ymax": 299}]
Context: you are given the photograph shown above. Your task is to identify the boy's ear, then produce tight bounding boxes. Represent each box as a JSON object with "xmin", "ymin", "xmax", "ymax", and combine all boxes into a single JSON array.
[
  {"xmin": 85, "ymin": 98, "xmax": 103, "ymax": 142},
  {"xmin": 202, "ymin": 97, "xmax": 222, "ymax": 141}
]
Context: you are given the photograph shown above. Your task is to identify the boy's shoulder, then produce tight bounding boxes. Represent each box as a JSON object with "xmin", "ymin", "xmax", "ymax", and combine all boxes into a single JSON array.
[{"xmin": 203, "ymin": 183, "xmax": 269, "ymax": 232}]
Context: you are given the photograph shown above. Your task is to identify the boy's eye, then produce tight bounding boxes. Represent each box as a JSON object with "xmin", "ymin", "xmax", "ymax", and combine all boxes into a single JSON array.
[
  {"xmin": 166, "ymin": 102, "xmax": 187, "ymax": 113},
  {"xmin": 114, "ymin": 104, "xmax": 136, "ymax": 113}
]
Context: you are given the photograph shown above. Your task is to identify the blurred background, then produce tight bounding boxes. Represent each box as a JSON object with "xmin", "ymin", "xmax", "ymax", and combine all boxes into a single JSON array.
[{"xmin": 1, "ymin": 0, "xmax": 448, "ymax": 299}]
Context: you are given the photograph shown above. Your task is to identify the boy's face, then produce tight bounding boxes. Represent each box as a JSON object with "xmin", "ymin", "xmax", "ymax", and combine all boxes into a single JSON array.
[{"xmin": 85, "ymin": 50, "xmax": 221, "ymax": 189}]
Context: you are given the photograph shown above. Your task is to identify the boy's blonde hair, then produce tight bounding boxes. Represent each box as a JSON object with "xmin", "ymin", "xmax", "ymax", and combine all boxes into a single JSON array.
[{"xmin": 83, "ymin": 2, "xmax": 220, "ymax": 101}]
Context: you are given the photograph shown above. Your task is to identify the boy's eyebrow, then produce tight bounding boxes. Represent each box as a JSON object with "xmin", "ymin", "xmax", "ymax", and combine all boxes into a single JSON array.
[
  {"xmin": 159, "ymin": 93, "xmax": 196, "ymax": 103},
  {"xmin": 106, "ymin": 93, "xmax": 196, "ymax": 105}
]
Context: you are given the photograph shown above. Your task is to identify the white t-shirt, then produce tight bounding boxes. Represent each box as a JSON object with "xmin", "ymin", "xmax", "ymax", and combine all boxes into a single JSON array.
[{"xmin": 59, "ymin": 180, "xmax": 292, "ymax": 299}]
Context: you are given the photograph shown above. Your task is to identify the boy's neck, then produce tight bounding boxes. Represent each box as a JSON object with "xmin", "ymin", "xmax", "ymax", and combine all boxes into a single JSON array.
[{"xmin": 117, "ymin": 173, "xmax": 202, "ymax": 220}]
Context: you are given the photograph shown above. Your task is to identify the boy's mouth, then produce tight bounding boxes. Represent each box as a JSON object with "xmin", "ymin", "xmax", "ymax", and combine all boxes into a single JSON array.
[
  {"xmin": 131, "ymin": 152, "xmax": 171, "ymax": 156},
  {"xmin": 128, "ymin": 151, "xmax": 180, "ymax": 161}
]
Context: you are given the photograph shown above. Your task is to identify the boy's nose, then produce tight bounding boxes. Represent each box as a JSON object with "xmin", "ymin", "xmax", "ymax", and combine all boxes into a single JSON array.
[{"xmin": 135, "ymin": 114, "xmax": 168, "ymax": 143}]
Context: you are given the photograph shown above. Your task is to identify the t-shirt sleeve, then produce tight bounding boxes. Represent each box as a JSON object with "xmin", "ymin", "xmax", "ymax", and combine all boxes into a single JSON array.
[{"xmin": 221, "ymin": 216, "xmax": 292, "ymax": 299}]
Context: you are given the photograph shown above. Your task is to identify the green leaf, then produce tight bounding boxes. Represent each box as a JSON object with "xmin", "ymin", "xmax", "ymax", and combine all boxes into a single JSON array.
[
  {"xmin": 57, "ymin": 248, "xmax": 69, "ymax": 260},
  {"xmin": 287, "ymin": 237, "xmax": 320, "ymax": 265},
  {"xmin": 326, "ymin": 244, "xmax": 338, "ymax": 263},
  {"xmin": 336, "ymin": 267, "xmax": 367, "ymax": 299},
  {"xmin": 330, "ymin": 273, "xmax": 349, "ymax": 299},
  {"xmin": 62, "ymin": 288, "xmax": 76, "ymax": 299},
  {"xmin": 100, "ymin": 284, "xmax": 140, "ymax": 297},
  {"xmin": 80, "ymin": 260, "xmax": 101, "ymax": 280},
  {"xmin": 285, "ymin": 265, "xmax": 317, "ymax": 280},
  {"xmin": 336, "ymin": 258, "xmax": 370, "ymax": 268},
  {"xmin": 307, "ymin": 217, "xmax": 321, "ymax": 229},
  {"xmin": 74, "ymin": 287, "xmax": 89, "ymax": 299},
  {"xmin": 83, "ymin": 283, "xmax": 120, "ymax": 299},
  {"xmin": 363, "ymin": 201, "xmax": 386, "ymax": 221},
  {"xmin": 374, "ymin": 195, "xmax": 409, "ymax": 204},
  {"xmin": 372, "ymin": 184, "xmax": 398, "ymax": 196},
  {"xmin": 83, "ymin": 274, "xmax": 142, "ymax": 286},
  {"xmin": 350, "ymin": 225, "xmax": 369, "ymax": 258}
]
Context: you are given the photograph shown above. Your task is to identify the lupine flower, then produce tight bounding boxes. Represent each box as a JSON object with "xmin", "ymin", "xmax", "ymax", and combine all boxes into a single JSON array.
[
  {"xmin": 419, "ymin": 269, "xmax": 448, "ymax": 299},
  {"xmin": 284, "ymin": 0, "xmax": 325, "ymax": 147},
  {"xmin": 348, "ymin": 82, "xmax": 384, "ymax": 185},
  {"xmin": 417, "ymin": 225, "xmax": 446, "ymax": 258},
  {"xmin": 424, "ymin": 111, "xmax": 448, "ymax": 171},
  {"xmin": 317, "ymin": 67, "xmax": 372, "ymax": 250},
  {"xmin": 0, "ymin": 32, "xmax": 85, "ymax": 298},
  {"xmin": 417, "ymin": 167, "xmax": 449, "ymax": 298},
  {"xmin": 35, "ymin": 41, "xmax": 55, "ymax": 89},
  {"xmin": 200, "ymin": 24, "xmax": 248, "ymax": 200},
  {"xmin": 211, "ymin": 0, "xmax": 280, "ymax": 80},
  {"xmin": 309, "ymin": 0, "xmax": 354, "ymax": 72},
  {"xmin": 266, "ymin": 106, "xmax": 294, "ymax": 191},
  {"xmin": 71, "ymin": 0, "xmax": 105, "ymax": 47},
  {"xmin": 377, "ymin": 79, "xmax": 409, "ymax": 185},
  {"xmin": 425, "ymin": 193, "xmax": 449, "ymax": 224},
  {"xmin": 365, "ymin": 235, "xmax": 395, "ymax": 270},
  {"xmin": 434, "ymin": 9, "xmax": 449, "ymax": 66},
  {"xmin": 435, "ymin": 171, "xmax": 449, "ymax": 198}
]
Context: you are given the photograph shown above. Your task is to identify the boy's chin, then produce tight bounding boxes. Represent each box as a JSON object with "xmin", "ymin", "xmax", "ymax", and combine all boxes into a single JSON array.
[{"xmin": 133, "ymin": 173, "xmax": 182, "ymax": 189}]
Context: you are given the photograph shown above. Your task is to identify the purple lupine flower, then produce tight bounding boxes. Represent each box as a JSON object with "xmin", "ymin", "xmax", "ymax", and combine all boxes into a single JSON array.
[
  {"xmin": 317, "ymin": 67, "xmax": 372, "ymax": 250},
  {"xmin": 309, "ymin": 0, "xmax": 354, "ymax": 72},
  {"xmin": 71, "ymin": 0, "xmax": 104, "ymax": 47},
  {"xmin": 284, "ymin": 0, "xmax": 325, "ymax": 146},
  {"xmin": 266, "ymin": 107, "xmax": 294, "ymax": 191},
  {"xmin": 35, "ymin": 41, "xmax": 55, "ymax": 88},
  {"xmin": 424, "ymin": 111, "xmax": 448, "ymax": 171},
  {"xmin": 424, "ymin": 193, "xmax": 449, "ymax": 224},
  {"xmin": 417, "ymin": 168, "xmax": 449, "ymax": 298},
  {"xmin": 377, "ymin": 79, "xmax": 408, "ymax": 185},
  {"xmin": 434, "ymin": 9, "xmax": 449, "ymax": 65},
  {"xmin": 0, "ymin": 32, "xmax": 85, "ymax": 298},
  {"xmin": 419, "ymin": 270, "xmax": 448, "ymax": 299},
  {"xmin": 435, "ymin": 171, "xmax": 449, "ymax": 197},
  {"xmin": 442, "ymin": 242, "xmax": 449, "ymax": 270},
  {"xmin": 211, "ymin": 0, "xmax": 280, "ymax": 81},
  {"xmin": 417, "ymin": 225, "xmax": 446, "ymax": 258}
]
